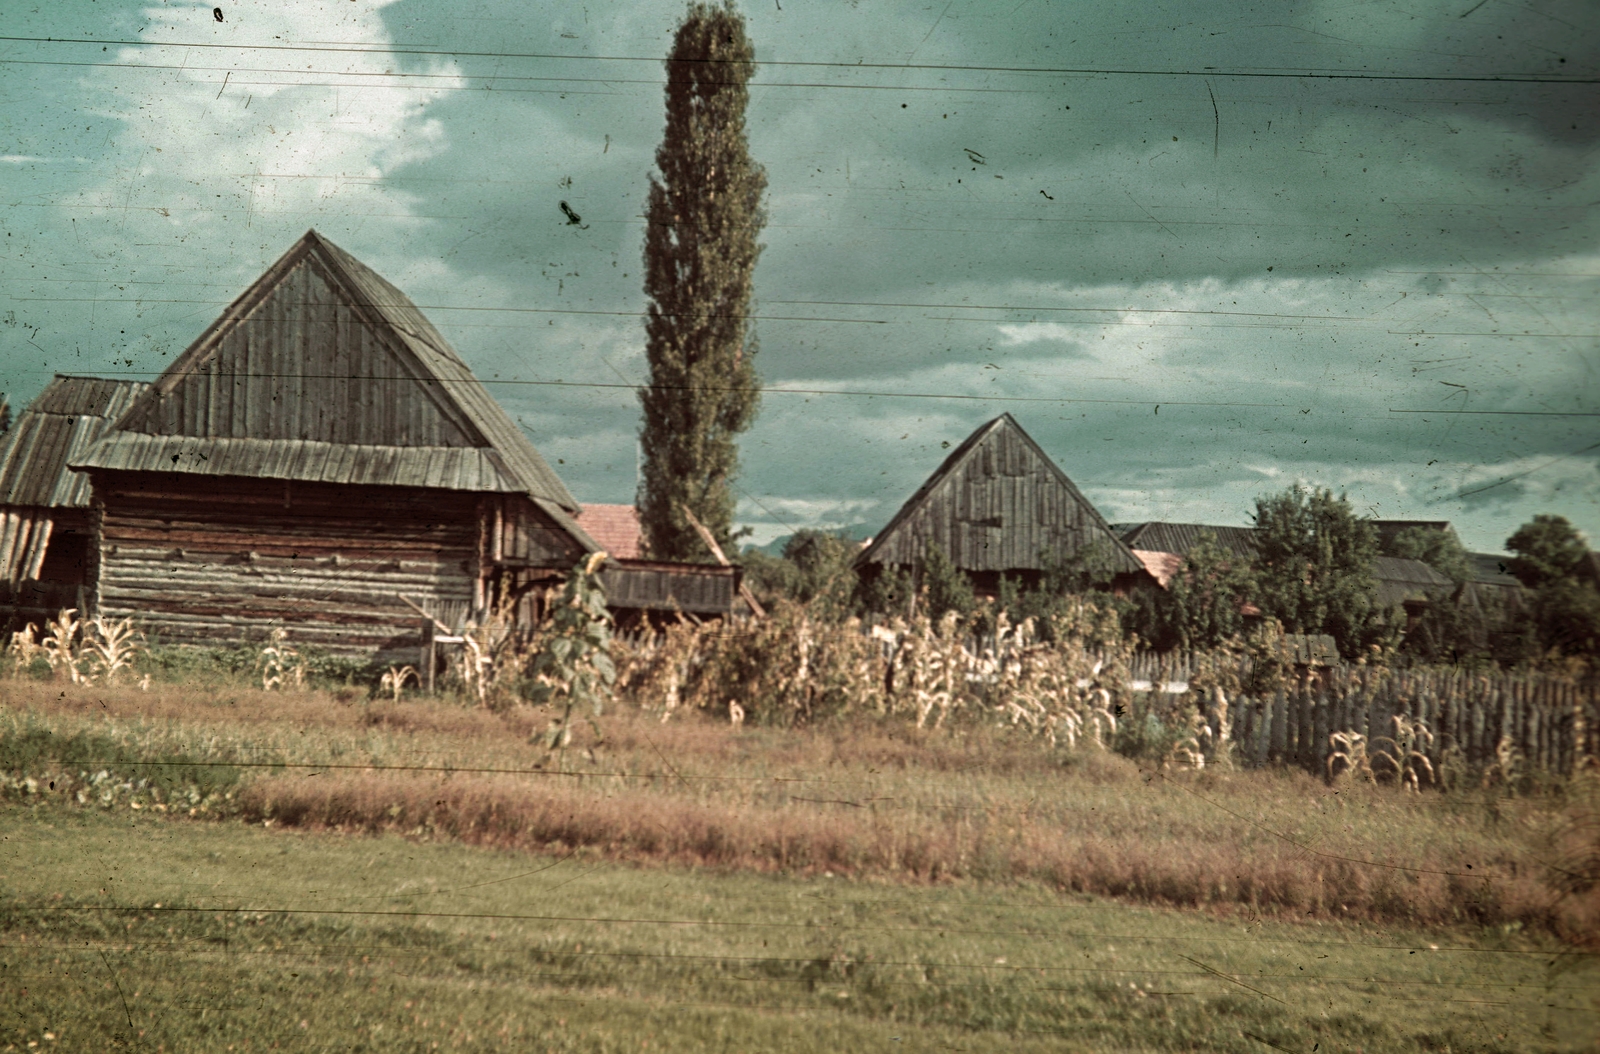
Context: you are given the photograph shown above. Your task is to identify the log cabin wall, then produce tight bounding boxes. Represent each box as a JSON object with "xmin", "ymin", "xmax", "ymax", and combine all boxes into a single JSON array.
[{"xmin": 91, "ymin": 471, "xmax": 478, "ymax": 658}]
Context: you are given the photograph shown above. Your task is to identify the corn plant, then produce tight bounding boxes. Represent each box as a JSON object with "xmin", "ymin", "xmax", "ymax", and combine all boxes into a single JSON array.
[
  {"xmin": 1372, "ymin": 715, "xmax": 1435, "ymax": 792},
  {"xmin": 39, "ymin": 608, "xmax": 86, "ymax": 683},
  {"xmin": 83, "ymin": 615, "xmax": 142, "ymax": 686},
  {"xmin": 380, "ymin": 665, "xmax": 418, "ymax": 704},
  {"xmin": 1327, "ymin": 731, "xmax": 1375, "ymax": 784},
  {"xmin": 258, "ymin": 628, "xmax": 306, "ymax": 691},
  {"xmin": 1483, "ymin": 733, "xmax": 1525, "ymax": 794},
  {"xmin": 1205, "ymin": 685, "xmax": 1234, "ymax": 769},
  {"xmin": 6, "ymin": 624, "xmax": 44, "ymax": 675},
  {"xmin": 1165, "ymin": 704, "xmax": 1211, "ymax": 771}
]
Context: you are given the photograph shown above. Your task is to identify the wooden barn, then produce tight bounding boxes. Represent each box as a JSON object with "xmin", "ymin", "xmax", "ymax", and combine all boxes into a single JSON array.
[
  {"xmin": 0, "ymin": 376, "xmax": 149, "ymax": 626},
  {"xmin": 69, "ymin": 230, "xmax": 627, "ymax": 660},
  {"xmin": 854, "ymin": 413, "xmax": 1143, "ymax": 597}
]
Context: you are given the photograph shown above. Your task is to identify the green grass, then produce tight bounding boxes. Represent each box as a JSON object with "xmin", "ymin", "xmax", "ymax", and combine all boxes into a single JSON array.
[{"xmin": 1, "ymin": 806, "xmax": 1594, "ymax": 1053}]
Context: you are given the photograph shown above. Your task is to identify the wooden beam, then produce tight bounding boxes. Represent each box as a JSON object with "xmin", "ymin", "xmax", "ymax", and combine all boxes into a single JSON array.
[{"xmin": 680, "ymin": 504, "xmax": 765, "ymax": 619}]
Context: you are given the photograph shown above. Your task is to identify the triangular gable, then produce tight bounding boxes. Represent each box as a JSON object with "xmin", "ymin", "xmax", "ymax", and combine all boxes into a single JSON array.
[
  {"xmin": 93, "ymin": 231, "xmax": 578, "ymax": 512},
  {"xmin": 856, "ymin": 414, "xmax": 1140, "ymax": 575}
]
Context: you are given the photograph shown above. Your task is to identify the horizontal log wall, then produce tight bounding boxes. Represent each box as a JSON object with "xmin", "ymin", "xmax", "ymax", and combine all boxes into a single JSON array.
[{"xmin": 92, "ymin": 472, "xmax": 479, "ymax": 658}]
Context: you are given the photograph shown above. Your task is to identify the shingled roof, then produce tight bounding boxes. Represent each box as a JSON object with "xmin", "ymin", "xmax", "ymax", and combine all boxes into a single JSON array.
[
  {"xmin": 75, "ymin": 230, "xmax": 579, "ymax": 514},
  {"xmin": 0, "ymin": 375, "xmax": 148, "ymax": 509},
  {"xmin": 575, "ymin": 504, "xmax": 644, "ymax": 560}
]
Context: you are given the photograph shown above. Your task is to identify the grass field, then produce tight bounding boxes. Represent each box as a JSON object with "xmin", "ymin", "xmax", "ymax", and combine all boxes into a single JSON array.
[
  {"xmin": 3, "ymin": 809, "xmax": 1594, "ymax": 1053},
  {"xmin": 1, "ymin": 679, "xmax": 1597, "ymax": 1051}
]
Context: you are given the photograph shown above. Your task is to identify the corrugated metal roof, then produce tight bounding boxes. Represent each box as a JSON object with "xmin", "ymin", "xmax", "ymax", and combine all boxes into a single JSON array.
[
  {"xmin": 80, "ymin": 230, "xmax": 579, "ymax": 512},
  {"xmin": 1116, "ymin": 522, "xmax": 1259, "ymax": 559},
  {"xmin": 76, "ymin": 433, "xmax": 524, "ymax": 491},
  {"xmin": 1372, "ymin": 555, "xmax": 1455, "ymax": 608},
  {"xmin": 576, "ymin": 504, "xmax": 643, "ymax": 559},
  {"xmin": 856, "ymin": 414, "xmax": 1141, "ymax": 575},
  {"xmin": 0, "ymin": 376, "xmax": 148, "ymax": 508}
]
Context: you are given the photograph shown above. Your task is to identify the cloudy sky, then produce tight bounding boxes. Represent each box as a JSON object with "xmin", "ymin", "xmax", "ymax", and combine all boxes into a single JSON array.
[{"xmin": 2, "ymin": 0, "xmax": 1595, "ymax": 553}]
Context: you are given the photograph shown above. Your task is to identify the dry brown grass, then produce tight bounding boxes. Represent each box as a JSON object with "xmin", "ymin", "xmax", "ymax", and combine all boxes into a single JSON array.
[{"xmin": 5, "ymin": 678, "xmax": 1598, "ymax": 946}]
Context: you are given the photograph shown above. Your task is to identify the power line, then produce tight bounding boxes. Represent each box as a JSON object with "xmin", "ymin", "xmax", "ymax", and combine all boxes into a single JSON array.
[
  {"xmin": 11, "ymin": 366, "xmax": 1592, "ymax": 416},
  {"xmin": 17, "ymin": 369, "xmax": 1285, "ymax": 409},
  {"xmin": 2, "ymin": 35, "xmax": 1592, "ymax": 84},
  {"xmin": 0, "ymin": 56, "xmax": 1059, "ymax": 95},
  {"xmin": 7, "ymin": 294, "xmax": 1382, "ymax": 327},
  {"xmin": 1390, "ymin": 408, "xmax": 1600, "ymax": 416}
]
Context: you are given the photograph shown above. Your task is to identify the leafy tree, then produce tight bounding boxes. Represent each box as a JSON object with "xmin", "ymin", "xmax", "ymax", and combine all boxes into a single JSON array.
[
  {"xmin": 1503, "ymin": 515, "xmax": 1600, "ymax": 660},
  {"xmin": 739, "ymin": 546, "xmax": 798, "ymax": 607},
  {"xmin": 1506, "ymin": 514, "xmax": 1590, "ymax": 589},
  {"xmin": 637, "ymin": 1, "xmax": 767, "ymax": 560},
  {"xmin": 1530, "ymin": 580, "xmax": 1600, "ymax": 658},
  {"xmin": 1387, "ymin": 525, "xmax": 1473, "ymax": 584},
  {"xmin": 919, "ymin": 542, "xmax": 975, "ymax": 622},
  {"xmin": 1251, "ymin": 485, "xmax": 1381, "ymax": 659},
  {"xmin": 996, "ymin": 542, "xmax": 1130, "ymax": 644},
  {"xmin": 782, "ymin": 529, "xmax": 858, "ymax": 605},
  {"xmin": 1139, "ymin": 532, "xmax": 1258, "ymax": 651},
  {"xmin": 739, "ymin": 528, "xmax": 858, "ymax": 612}
]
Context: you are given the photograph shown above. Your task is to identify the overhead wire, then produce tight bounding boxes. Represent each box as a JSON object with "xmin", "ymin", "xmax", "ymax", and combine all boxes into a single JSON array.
[{"xmin": 1, "ymin": 34, "xmax": 1593, "ymax": 84}]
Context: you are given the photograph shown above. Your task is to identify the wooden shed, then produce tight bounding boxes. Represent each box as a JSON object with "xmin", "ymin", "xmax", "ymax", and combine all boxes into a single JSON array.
[
  {"xmin": 0, "ymin": 376, "xmax": 149, "ymax": 624},
  {"xmin": 574, "ymin": 503, "xmax": 743, "ymax": 626},
  {"xmin": 72, "ymin": 230, "xmax": 602, "ymax": 659},
  {"xmin": 854, "ymin": 413, "xmax": 1142, "ymax": 597}
]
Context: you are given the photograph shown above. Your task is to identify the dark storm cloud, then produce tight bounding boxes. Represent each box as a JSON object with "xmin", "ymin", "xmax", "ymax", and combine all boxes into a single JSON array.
[{"xmin": 1, "ymin": 0, "xmax": 1593, "ymax": 549}]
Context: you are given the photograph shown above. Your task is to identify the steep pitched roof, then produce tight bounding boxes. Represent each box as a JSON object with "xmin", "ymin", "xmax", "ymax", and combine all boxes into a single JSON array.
[
  {"xmin": 0, "ymin": 375, "xmax": 148, "ymax": 508},
  {"xmin": 855, "ymin": 414, "xmax": 1140, "ymax": 574},
  {"xmin": 76, "ymin": 230, "xmax": 578, "ymax": 512}
]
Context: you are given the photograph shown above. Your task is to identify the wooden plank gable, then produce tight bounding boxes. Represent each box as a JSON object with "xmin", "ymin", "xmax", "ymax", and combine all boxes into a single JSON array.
[
  {"xmin": 856, "ymin": 414, "xmax": 1140, "ymax": 575},
  {"xmin": 117, "ymin": 245, "xmax": 481, "ymax": 450}
]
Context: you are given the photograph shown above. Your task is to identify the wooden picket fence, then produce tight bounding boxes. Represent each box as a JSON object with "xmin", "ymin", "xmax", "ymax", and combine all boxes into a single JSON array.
[{"xmin": 1219, "ymin": 668, "xmax": 1598, "ymax": 778}]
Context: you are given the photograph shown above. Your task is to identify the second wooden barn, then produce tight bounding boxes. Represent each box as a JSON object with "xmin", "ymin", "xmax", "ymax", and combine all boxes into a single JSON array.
[
  {"xmin": 72, "ymin": 230, "xmax": 603, "ymax": 660},
  {"xmin": 854, "ymin": 413, "xmax": 1143, "ymax": 598}
]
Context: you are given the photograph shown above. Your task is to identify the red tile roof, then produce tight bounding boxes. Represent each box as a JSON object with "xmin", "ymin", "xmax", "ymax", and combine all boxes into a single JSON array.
[
  {"xmin": 576, "ymin": 504, "xmax": 643, "ymax": 560},
  {"xmin": 1131, "ymin": 549, "xmax": 1184, "ymax": 589}
]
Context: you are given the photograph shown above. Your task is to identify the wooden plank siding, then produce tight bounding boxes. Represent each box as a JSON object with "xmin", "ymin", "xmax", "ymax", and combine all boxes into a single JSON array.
[
  {"xmin": 123, "ymin": 256, "xmax": 479, "ymax": 449},
  {"xmin": 91, "ymin": 472, "xmax": 480, "ymax": 657},
  {"xmin": 856, "ymin": 413, "xmax": 1140, "ymax": 583}
]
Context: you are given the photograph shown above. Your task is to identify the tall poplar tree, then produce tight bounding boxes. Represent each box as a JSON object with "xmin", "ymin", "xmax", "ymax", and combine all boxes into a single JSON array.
[{"xmin": 637, "ymin": 1, "xmax": 766, "ymax": 561}]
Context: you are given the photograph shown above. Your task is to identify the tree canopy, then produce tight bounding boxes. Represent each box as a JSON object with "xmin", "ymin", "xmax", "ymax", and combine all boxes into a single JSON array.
[
  {"xmin": 637, "ymin": 1, "xmax": 767, "ymax": 561},
  {"xmin": 1251, "ymin": 485, "xmax": 1383, "ymax": 659},
  {"xmin": 1506, "ymin": 514, "xmax": 1591, "ymax": 589}
]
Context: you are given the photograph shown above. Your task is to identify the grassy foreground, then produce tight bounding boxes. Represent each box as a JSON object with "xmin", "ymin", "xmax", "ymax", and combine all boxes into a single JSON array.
[
  {"xmin": 1, "ymin": 806, "xmax": 1594, "ymax": 1053},
  {"xmin": 3, "ymin": 680, "xmax": 1599, "ymax": 942}
]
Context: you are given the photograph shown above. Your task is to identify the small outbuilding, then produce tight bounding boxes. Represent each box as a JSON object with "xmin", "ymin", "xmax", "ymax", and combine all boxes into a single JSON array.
[
  {"xmin": 854, "ymin": 413, "xmax": 1143, "ymax": 598},
  {"xmin": 0, "ymin": 375, "xmax": 149, "ymax": 625}
]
